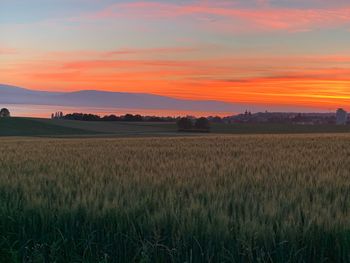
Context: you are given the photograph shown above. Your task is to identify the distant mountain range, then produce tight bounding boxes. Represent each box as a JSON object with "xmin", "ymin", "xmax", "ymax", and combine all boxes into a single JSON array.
[{"xmin": 0, "ymin": 84, "xmax": 318, "ymax": 114}]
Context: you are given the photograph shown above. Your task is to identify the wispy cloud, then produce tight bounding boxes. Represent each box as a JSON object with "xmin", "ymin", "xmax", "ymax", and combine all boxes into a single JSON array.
[
  {"xmin": 0, "ymin": 47, "xmax": 17, "ymax": 55},
  {"xmin": 45, "ymin": 46, "xmax": 202, "ymax": 59},
  {"xmin": 78, "ymin": 1, "xmax": 350, "ymax": 33},
  {"xmin": 3, "ymin": 0, "xmax": 350, "ymax": 110},
  {"xmin": 3, "ymin": 48, "xmax": 350, "ymax": 110}
]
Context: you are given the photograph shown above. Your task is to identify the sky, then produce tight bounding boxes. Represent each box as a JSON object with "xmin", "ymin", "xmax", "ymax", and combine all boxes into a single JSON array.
[{"xmin": 2, "ymin": 0, "xmax": 350, "ymax": 111}]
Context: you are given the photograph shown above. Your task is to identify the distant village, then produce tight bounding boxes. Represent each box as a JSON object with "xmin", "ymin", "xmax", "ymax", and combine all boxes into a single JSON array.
[{"xmin": 219, "ymin": 108, "xmax": 348, "ymax": 125}]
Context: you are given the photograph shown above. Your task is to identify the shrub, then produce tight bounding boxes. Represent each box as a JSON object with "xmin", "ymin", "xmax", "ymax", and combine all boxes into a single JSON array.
[
  {"xmin": 195, "ymin": 117, "xmax": 210, "ymax": 131},
  {"xmin": 0, "ymin": 108, "xmax": 10, "ymax": 117},
  {"xmin": 177, "ymin": 117, "xmax": 193, "ymax": 131}
]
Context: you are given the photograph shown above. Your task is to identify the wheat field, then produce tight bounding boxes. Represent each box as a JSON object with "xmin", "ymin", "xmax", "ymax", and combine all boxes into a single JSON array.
[{"xmin": 0, "ymin": 135, "xmax": 349, "ymax": 262}]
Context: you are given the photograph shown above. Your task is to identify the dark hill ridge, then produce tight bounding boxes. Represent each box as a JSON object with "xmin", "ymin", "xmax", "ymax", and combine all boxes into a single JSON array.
[{"xmin": 0, "ymin": 84, "xmax": 316, "ymax": 113}]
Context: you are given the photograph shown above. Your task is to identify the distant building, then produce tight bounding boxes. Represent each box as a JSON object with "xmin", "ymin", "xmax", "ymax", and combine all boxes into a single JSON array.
[
  {"xmin": 0, "ymin": 108, "xmax": 10, "ymax": 117},
  {"xmin": 226, "ymin": 111, "xmax": 336, "ymax": 125},
  {"xmin": 336, "ymin": 108, "xmax": 347, "ymax": 125}
]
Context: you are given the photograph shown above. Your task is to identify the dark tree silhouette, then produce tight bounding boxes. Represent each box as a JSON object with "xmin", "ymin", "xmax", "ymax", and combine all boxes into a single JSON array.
[
  {"xmin": 0, "ymin": 108, "xmax": 10, "ymax": 117},
  {"xmin": 123, "ymin": 114, "xmax": 143, "ymax": 122},
  {"xmin": 102, "ymin": 115, "xmax": 121, "ymax": 121},
  {"xmin": 195, "ymin": 117, "xmax": 210, "ymax": 131},
  {"xmin": 63, "ymin": 113, "xmax": 101, "ymax": 121},
  {"xmin": 60, "ymin": 112, "xmax": 177, "ymax": 122},
  {"xmin": 209, "ymin": 116, "xmax": 222, "ymax": 123},
  {"xmin": 177, "ymin": 117, "xmax": 193, "ymax": 131}
]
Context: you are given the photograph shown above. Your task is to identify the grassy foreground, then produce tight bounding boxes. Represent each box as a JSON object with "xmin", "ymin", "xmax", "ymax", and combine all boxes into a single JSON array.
[{"xmin": 0, "ymin": 135, "xmax": 350, "ymax": 262}]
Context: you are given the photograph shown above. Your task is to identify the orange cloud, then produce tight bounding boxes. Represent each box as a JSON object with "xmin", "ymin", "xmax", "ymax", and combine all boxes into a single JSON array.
[{"xmin": 3, "ymin": 48, "xmax": 350, "ymax": 111}]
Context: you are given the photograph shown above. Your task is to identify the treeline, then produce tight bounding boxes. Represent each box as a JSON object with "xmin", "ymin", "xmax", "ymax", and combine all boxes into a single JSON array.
[
  {"xmin": 177, "ymin": 117, "xmax": 210, "ymax": 132},
  {"xmin": 61, "ymin": 113, "xmax": 176, "ymax": 122},
  {"xmin": 55, "ymin": 113, "xmax": 212, "ymax": 132}
]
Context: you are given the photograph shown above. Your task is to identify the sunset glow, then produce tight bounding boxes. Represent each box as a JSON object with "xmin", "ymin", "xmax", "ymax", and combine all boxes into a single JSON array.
[{"xmin": 2, "ymin": 0, "xmax": 350, "ymax": 111}]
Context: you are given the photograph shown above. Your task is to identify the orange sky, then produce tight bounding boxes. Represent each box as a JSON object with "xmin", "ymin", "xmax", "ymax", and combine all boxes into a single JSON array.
[{"xmin": 2, "ymin": 0, "xmax": 350, "ymax": 112}]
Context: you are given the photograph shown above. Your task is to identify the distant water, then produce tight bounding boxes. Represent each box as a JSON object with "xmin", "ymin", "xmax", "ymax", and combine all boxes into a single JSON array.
[{"xmin": 2, "ymin": 104, "xmax": 232, "ymax": 118}]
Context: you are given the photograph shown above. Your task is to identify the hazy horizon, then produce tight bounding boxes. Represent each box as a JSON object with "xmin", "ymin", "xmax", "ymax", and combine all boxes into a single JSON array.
[
  {"xmin": 2, "ymin": 103, "xmax": 235, "ymax": 118},
  {"xmin": 0, "ymin": 83, "xmax": 340, "ymax": 118}
]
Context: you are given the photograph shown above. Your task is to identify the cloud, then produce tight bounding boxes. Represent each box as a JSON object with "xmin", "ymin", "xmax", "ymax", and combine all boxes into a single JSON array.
[
  {"xmin": 104, "ymin": 47, "xmax": 199, "ymax": 56},
  {"xmin": 3, "ymin": 44, "xmax": 350, "ymax": 110},
  {"xmin": 43, "ymin": 46, "xmax": 203, "ymax": 60},
  {"xmin": 0, "ymin": 47, "xmax": 17, "ymax": 55},
  {"xmin": 3, "ymin": 49, "xmax": 350, "ymax": 108},
  {"xmin": 79, "ymin": 1, "xmax": 350, "ymax": 33}
]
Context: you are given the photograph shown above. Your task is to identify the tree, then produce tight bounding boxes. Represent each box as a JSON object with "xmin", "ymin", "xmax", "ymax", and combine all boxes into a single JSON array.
[
  {"xmin": 177, "ymin": 117, "xmax": 193, "ymax": 131},
  {"xmin": 195, "ymin": 117, "xmax": 210, "ymax": 131},
  {"xmin": 63, "ymin": 113, "xmax": 101, "ymax": 121},
  {"xmin": 209, "ymin": 116, "xmax": 222, "ymax": 123},
  {"xmin": 123, "ymin": 114, "xmax": 143, "ymax": 122},
  {"xmin": 102, "ymin": 115, "xmax": 121, "ymax": 121},
  {"xmin": 0, "ymin": 108, "xmax": 10, "ymax": 117}
]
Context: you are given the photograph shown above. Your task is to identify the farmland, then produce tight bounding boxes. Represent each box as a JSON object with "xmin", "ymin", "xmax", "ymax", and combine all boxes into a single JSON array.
[
  {"xmin": 3, "ymin": 117, "xmax": 350, "ymax": 137},
  {"xmin": 0, "ymin": 118, "xmax": 176, "ymax": 137},
  {"xmin": 0, "ymin": 118, "xmax": 94, "ymax": 137},
  {"xmin": 0, "ymin": 135, "xmax": 350, "ymax": 262}
]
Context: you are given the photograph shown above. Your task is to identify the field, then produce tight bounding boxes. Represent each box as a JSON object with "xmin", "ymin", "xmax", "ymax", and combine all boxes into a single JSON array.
[
  {"xmin": 3, "ymin": 117, "xmax": 350, "ymax": 137},
  {"xmin": 0, "ymin": 135, "xmax": 350, "ymax": 262},
  {"xmin": 0, "ymin": 118, "xmax": 176, "ymax": 137},
  {"xmin": 0, "ymin": 118, "xmax": 94, "ymax": 137}
]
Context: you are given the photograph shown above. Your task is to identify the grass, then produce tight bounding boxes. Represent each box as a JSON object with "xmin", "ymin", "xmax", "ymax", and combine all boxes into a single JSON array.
[
  {"xmin": 38, "ymin": 118, "xmax": 178, "ymax": 136},
  {"xmin": 0, "ymin": 118, "xmax": 178, "ymax": 137},
  {"xmin": 3, "ymin": 117, "xmax": 350, "ymax": 138},
  {"xmin": 0, "ymin": 134, "xmax": 350, "ymax": 262},
  {"xmin": 39, "ymin": 119, "xmax": 350, "ymax": 136},
  {"xmin": 0, "ymin": 118, "xmax": 95, "ymax": 136}
]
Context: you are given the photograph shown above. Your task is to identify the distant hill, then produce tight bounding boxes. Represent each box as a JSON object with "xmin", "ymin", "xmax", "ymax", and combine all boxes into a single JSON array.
[{"xmin": 0, "ymin": 84, "xmax": 315, "ymax": 113}]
